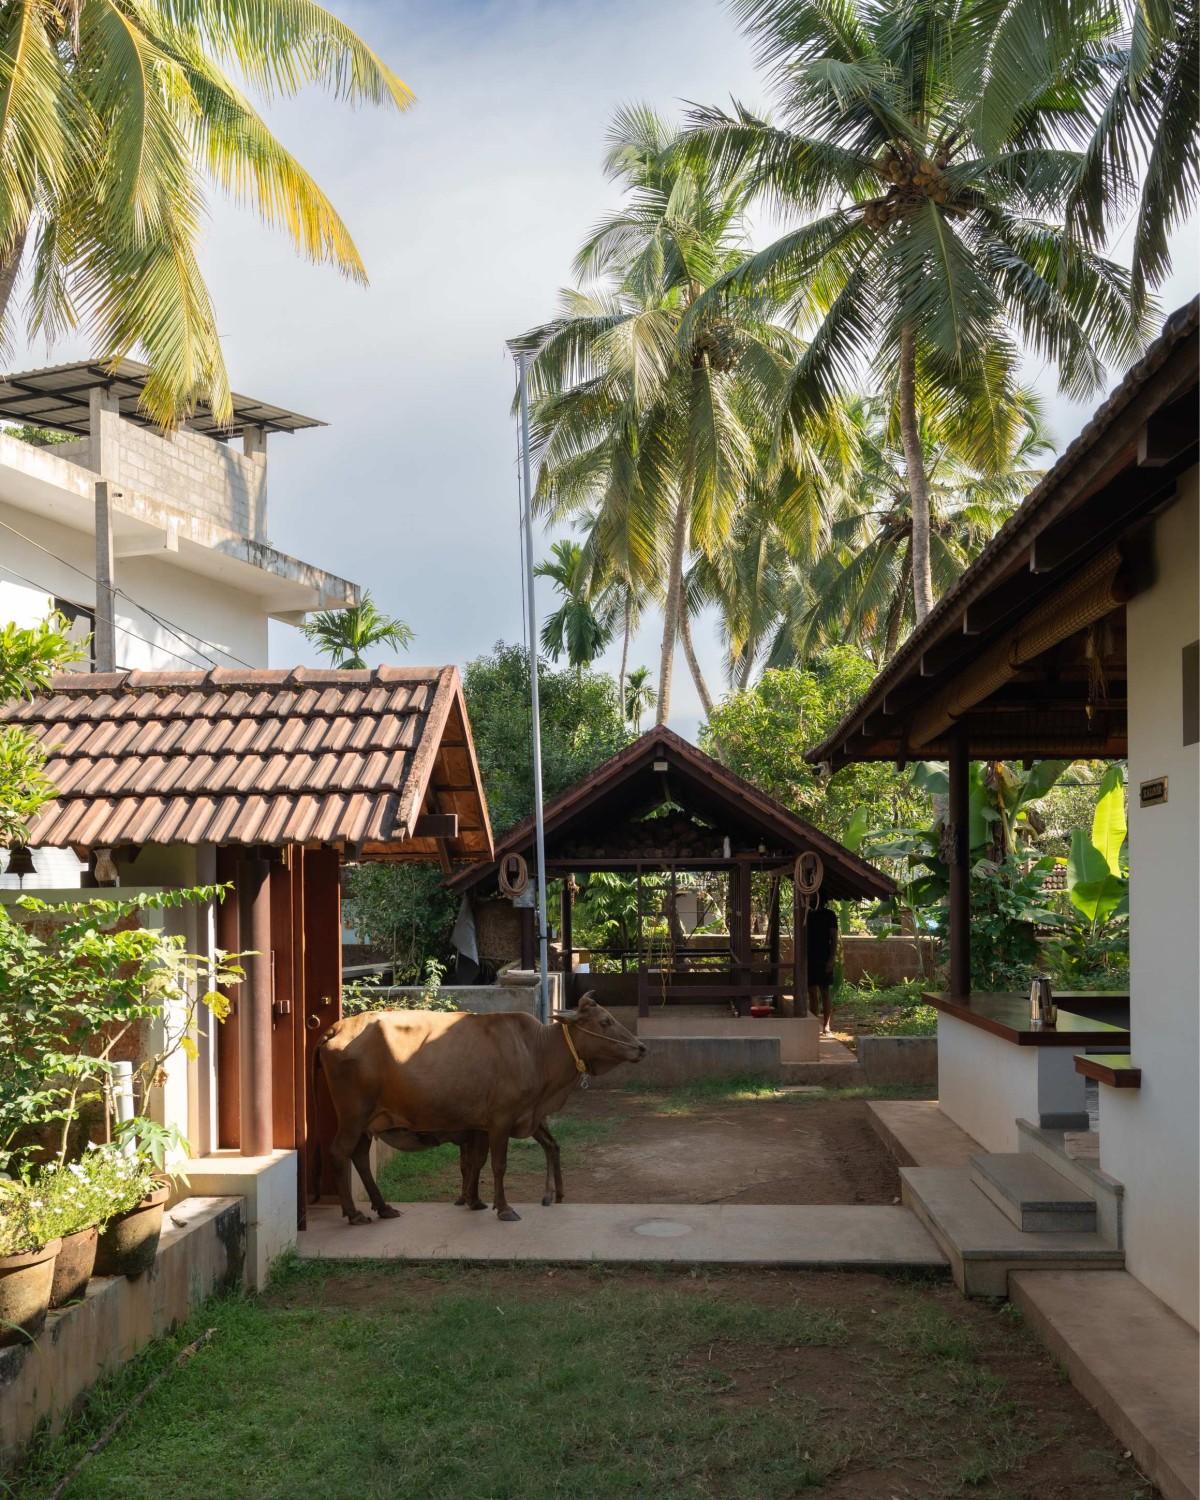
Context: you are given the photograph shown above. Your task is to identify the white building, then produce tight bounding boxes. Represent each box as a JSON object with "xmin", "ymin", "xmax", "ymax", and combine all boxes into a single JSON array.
[
  {"xmin": 0, "ymin": 360, "xmax": 358, "ymax": 886},
  {"xmin": 806, "ymin": 301, "xmax": 1198, "ymax": 1496}
]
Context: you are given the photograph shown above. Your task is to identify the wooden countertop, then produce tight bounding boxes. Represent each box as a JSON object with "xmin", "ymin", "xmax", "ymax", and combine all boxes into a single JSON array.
[{"xmin": 923, "ymin": 992, "xmax": 1132, "ymax": 1048}]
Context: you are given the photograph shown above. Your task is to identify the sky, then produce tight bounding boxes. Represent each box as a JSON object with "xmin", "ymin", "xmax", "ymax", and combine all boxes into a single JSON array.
[{"xmin": 12, "ymin": 0, "xmax": 1199, "ymax": 741}]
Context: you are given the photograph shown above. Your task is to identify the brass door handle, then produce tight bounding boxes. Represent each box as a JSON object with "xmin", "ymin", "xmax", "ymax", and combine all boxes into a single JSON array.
[{"xmin": 306, "ymin": 1015, "xmax": 322, "ymax": 1031}]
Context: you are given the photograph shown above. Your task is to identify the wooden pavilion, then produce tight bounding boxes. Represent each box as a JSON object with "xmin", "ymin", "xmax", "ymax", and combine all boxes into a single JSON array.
[
  {"xmin": 1, "ymin": 664, "xmax": 492, "ymax": 1223},
  {"xmin": 450, "ymin": 727, "xmax": 894, "ymax": 1017}
]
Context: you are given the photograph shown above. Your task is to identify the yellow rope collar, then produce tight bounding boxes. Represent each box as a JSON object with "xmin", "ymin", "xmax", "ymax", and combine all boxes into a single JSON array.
[{"xmin": 561, "ymin": 1024, "xmax": 588, "ymax": 1081}]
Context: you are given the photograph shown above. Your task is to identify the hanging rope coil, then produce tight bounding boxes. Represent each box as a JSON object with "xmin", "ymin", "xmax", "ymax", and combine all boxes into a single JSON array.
[
  {"xmin": 498, "ymin": 853, "xmax": 530, "ymax": 898},
  {"xmin": 794, "ymin": 851, "xmax": 825, "ymax": 926}
]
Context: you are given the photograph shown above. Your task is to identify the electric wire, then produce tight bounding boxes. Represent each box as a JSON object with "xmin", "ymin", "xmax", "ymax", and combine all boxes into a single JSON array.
[
  {"xmin": 0, "ymin": 560, "xmax": 218, "ymax": 671},
  {"xmin": 0, "ymin": 515, "xmax": 255, "ymax": 668}
]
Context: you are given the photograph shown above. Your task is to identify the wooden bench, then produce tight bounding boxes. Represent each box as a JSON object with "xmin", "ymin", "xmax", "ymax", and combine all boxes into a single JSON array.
[{"xmin": 1074, "ymin": 1053, "xmax": 1141, "ymax": 1089}]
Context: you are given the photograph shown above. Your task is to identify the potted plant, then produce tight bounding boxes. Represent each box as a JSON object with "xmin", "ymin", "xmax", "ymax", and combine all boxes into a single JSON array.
[
  {"xmin": 0, "ymin": 1180, "xmax": 60, "ymax": 1347},
  {"xmin": 93, "ymin": 1118, "xmax": 197, "ymax": 1278}
]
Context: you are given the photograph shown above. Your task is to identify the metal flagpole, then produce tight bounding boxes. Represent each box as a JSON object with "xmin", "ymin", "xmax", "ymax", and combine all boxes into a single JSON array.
[{"xmin": 515, "ymin": 350, "xmax": 551, "ymax": 1023}]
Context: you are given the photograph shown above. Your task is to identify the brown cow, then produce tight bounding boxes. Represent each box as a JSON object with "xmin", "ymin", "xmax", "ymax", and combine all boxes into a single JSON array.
[
  {"xmin": 315, "ymin": 993, "xmax": 645, "ymax": 1222},
  {"xmin": 371, "ymin": 1124, "xmax": 563, "ymax": 1212}
]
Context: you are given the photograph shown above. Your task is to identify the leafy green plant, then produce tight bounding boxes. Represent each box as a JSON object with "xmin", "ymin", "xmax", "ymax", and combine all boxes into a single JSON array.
[
  {"xmin": 300, "ymin": 590, "xmax": 414, "ymax": 669},
  {"xmin": 0, "ymin": 887, "xmax": 241, "ymax": 1172},
  {"xmin": 340, "ymin": 971, "xmax": 458, "ymax": 1017},
  {"xmin": 0, "ymin": 1178, "xmax": 45, "ymax": 1256},
  {"xmin": 1049, "ymin": 764, "xmax": 1129, "ymax": 986},
  {"xmin": 966, "ymin": 856, "xmax": 1062, "ymax": 992},
  {"xmin": 26, "ymin": 1145, "xmax": 159, "ymax": 1242}
]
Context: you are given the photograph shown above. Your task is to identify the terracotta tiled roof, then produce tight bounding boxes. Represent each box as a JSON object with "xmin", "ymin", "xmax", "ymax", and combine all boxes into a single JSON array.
[{"xmin": 2, "ymin": 666, "xmax": 493, "ymax": 861}]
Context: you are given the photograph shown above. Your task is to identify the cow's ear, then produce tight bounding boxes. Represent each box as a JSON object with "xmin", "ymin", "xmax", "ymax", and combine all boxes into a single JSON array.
[
  {"xmin": 550, "ymin": 1010, "xmax": 572, "ymax": 1024},
  {"xmin": 578, "ymin": 992, "xmax": 597, "ymax": 1010}
]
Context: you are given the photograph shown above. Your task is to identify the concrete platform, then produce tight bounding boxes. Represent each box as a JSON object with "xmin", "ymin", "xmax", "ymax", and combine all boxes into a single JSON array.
[
  {"xmin": 781, "ymin": 1035, "xmax": 861, "ymax": 1086},
  {"xmin": 867, "ymin": 1099, "xmax": 982, "ymax": 1169},
  {"xmin": 638, "ymin": 1012, "xmax": 820, "ymax": 1063},
  {"xmin": 902, "ymin": 1168, "xmax": 1123, "ymax": 1296},
  {"xmin": 1011, "ymin": 1270, "xmax": 1199, "ymax": 1500},
  {"xmin": 297, "ymin": 1202, "xmax": 947, "ymax": 1270}
]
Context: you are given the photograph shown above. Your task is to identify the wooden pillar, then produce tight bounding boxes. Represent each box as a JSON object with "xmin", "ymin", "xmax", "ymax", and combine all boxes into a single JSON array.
[
  {"xmin": 215, "ymin": 847, "xmax": 240, "ymax": 1150},
  {"xmin": 560, "ymin": 877, "xmax": 573, "ymax": 1001},
  {"xmin": 948, "ymin": 728, "xmax": 971, "ymax": 999},
  {"xmin": 303, "ymin": 847, "xmax": 341, "ymax": 1203},
  {"xmin": 768, "ymin": 877, "xmax": 781, "ymax": 1003},
  {"xmin": 793, "ymin": 877, "xmax": 808, "ymax": 1015},
  {"xmin": 237, "ymin": 853, "xmax": 274, "ymax": 1158},
  {"xmin": 637, "ymin": 865, "xmax": 648, "ymax": 1018},
  {"xmin": 736, "ymin": 859, "xmax": 753, "ymax": 1017},
  {"xmin": 518, "ymin": 905, "xmax": 535, "ymax": 970}
]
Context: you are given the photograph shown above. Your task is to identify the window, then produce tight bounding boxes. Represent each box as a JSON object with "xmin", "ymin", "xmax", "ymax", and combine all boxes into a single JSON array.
[{"xmin": 53, "ymin": 598, "xmax": 95, "ymax": 671}]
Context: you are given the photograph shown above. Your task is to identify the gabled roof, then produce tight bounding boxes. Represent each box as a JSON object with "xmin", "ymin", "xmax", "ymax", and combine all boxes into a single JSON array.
[
  {"xmin": 0, "ymin": 360, "xmax": 323, "ymax": 439},
  {"xmin": 2, "ymin": 666, "xmax": 492, "ymax": 863},
  {"xmin": 806, "ymin": 298, "xmax": 1199, "ymax": 770},
  {"xmin": 450, "ymin": 726, "xmax": 894, "ymax": 902}
]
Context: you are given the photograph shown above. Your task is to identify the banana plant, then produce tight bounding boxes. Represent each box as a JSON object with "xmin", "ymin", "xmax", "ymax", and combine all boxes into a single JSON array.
[{"xmin": 1066, "ymin": 765, "xmax": 1129, "ymax": 926}]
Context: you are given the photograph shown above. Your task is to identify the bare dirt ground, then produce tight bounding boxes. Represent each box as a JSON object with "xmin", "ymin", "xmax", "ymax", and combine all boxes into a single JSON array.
[{"xmin": 379, "ymin": 1086, "xmax": 906, "ymax": 1209}]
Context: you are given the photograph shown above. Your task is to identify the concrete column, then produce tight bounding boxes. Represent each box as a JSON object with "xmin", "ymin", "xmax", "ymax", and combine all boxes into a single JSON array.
[
  {"xmin": 237, "ymin": 855, "xmax": 274, "ymax": 1157},
  {"xmin": 88, "ymin": 386, "xmax": 120, "ymax": 477},
  {"xmin": 241, "ymin": 424, "xmax": 268, "ymax": 542},
  {"xmin": 94, "ymin": 481, "xmax": 116, "ymax": 672}
]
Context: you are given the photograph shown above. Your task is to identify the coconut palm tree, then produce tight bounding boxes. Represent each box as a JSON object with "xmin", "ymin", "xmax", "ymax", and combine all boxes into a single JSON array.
[
  {"xmin": 767, "ymin": 385, "xmax": 1052, "ymax": 667},
  {"xmin": 0, "ymin": 0, "xmax": 411, "ymax": 427},
  {"xmin": 517, "ymin": 104, "xmax": 819, "ymax": 725},
  {"xmin": 624, "ymin": 667, "xmax": 657, "ymax": 733},
  {"xmin": 300, "ymin": 591, "xmax": 413, "ymax": 670},
  {"xmin": 534, "ymin": 539, "xmax": 616, "ymax": 674},
  {"xmin": 683, "ymin": 0, "xmax": 1151, "ymax": 625},
  {"xmin": 963, "ymin": 0, "xmax": 1198, "ymax": 309}
]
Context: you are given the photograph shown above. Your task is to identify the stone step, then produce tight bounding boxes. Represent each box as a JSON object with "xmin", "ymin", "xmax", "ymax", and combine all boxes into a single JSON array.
[
  {"xmin": 866, "ymin": 1099, "xmax": 982, "ymax": 1170},
  {"xmin": 780, "ymin": 1059, "xmax": 862, "ymax": 1086},
  {"xmin": 970, "ymin": 1152, "xmax": 1098, "ymax": 1233},
  {"xmin": 1016, "ymin": 1117, "xmax": 1126, "ymax": 1249},
  {"xmin": 901, "ymin": 1167, "xmax": 1123, "ymax": 1297}
]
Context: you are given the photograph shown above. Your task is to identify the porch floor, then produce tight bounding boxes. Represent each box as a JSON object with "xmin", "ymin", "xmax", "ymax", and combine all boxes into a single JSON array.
[{"xmin": 298, "ymin": 1201, "xmax": 947, "ymax": 1269}]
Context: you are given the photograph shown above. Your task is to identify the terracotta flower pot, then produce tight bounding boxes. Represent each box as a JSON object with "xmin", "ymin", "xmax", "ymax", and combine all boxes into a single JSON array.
[
  {"xmin": 94, "ymin": 1187, "xmax": 169, "ymax": 1279},
  {"xmin": 0, "ymin": 1239, "xmax": 61, "ymax": 1348},
  {"xmin": 49, "ymin": 1225, "xmax": 99, "ymax": 1309}
]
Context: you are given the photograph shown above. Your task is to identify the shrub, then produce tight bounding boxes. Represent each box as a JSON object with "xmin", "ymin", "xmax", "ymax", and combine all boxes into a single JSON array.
[{"xmin": 28, "ymin": 1147, "xmax": 159, "ymax": 1241}]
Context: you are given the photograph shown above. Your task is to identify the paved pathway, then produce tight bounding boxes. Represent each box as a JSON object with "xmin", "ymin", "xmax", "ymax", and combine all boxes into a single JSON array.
[{"xmin": 299, "ymin": 1202, "xmax": 946, "ymax": 1268}]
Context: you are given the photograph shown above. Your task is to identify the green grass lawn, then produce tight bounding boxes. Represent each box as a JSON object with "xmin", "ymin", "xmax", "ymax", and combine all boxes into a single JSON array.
[{"xmin": 12, "ymin": 1260, "xmax": 1150, "ymax": 1500}]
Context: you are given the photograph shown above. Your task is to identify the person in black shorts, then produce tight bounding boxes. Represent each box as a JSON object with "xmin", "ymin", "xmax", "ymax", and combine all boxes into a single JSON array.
[{"xmin": 805, "ymin": 891, "xmax": 839, "ymax": 1035}]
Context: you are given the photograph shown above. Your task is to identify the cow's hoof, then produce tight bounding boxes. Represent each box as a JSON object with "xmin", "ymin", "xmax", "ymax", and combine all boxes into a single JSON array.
[
  {"xmin": 469, "ymin": 1200, "xmax": 488, "ymax": 1211},
  {"xmin": 556, "ymin": 1193, "xmax": 565, "ymax": 1203},
  {"xmin": 453, "ymin": 1195, "xmax": 467, "ymax": 1207},
  {"xmin": 497, "ymin": 1208, "xmax": 521, "ymax": 1222},
  {"xmin": 346, "ymin": 1212, "xmax": 373, "ymax": 1226},
  {"xmin": 541, "ymin": 1194, "xmax": 553, "ymax": 1207},
  {"xmin": 376, "ymin": 1204, "xmax": 401, "ymax": 1220}
]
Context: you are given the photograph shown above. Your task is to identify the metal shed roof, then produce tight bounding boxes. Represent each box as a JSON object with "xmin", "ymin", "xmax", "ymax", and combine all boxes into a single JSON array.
[{"xmin": 0, "ymin": 360, "xmax": 324, "ymax": 439}]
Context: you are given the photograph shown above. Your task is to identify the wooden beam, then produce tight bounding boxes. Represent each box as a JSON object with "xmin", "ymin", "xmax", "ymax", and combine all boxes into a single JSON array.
[
  {"xmin": 237, "ymin": 855, "xmax": 274, "ymax": 1158},
  {"xmin": 412, "ymin": 813, "xmax": 459, "ymax": 839},
  {"xmin": 948, "ymin": 730, "xmax": 970, "ymax": 1000},
  {"xmin": 1138, "ymin": 392, "xmax": 1197, "ymax": 467},
  {"xmin": 1031, "ymin": 468, "xmax": 1178, "ymax": 574}
]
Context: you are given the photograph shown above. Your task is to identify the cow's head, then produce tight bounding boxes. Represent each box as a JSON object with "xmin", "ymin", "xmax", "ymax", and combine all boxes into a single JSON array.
[{"xmin": 552, "ymin": 993, "xmax": 646, "ymax": 1074}]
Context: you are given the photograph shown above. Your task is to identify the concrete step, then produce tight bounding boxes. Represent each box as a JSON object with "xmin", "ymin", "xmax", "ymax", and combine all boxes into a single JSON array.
[
  {"xmin": 1011, "ymin": 1270, "xmax": 1199, "ymax": 1500},
  {"xmin": 970, "ymin": 1152, "xmax": 1098, "ymax": 1233},
  {"xmin": 1017, "ymin": 1116, "xmax": 1126, "ymax": 1249},
  {"xmin": 867, "ymin": 1099, "xmax": 982, "ymax": 1169},
  {"xmin": 901, "ymin": 1167, "xmax": 1123, "ymax": 1297},
  {"xmin": 780, "ymin": 1059, "xmax": 862, "ymax": 1086}
]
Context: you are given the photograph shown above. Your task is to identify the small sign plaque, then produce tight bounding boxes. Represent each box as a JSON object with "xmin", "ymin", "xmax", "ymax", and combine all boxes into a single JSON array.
[{"xmin": 1139, "ymin": 776, "xmax": 1168, "ymax": 808}]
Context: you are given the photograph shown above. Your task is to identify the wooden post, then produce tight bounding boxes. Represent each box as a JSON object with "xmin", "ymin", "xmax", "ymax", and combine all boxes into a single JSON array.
[
  {"xmin": 637, "ymin": 865, "xmax": 648, "ymax": 1018},
  {"xmin": 793, "ymin": 877, "xmax": 808, "ymax": 1016},
  {"xmin": 560, "ymin": 876, "xmax": 573, "ymax": 1000},
  {"xmin": 768, "ymin": 876, "xmax": 781, "ymax": 1004},
  {"xmin": 737, "ymin": 859, "xmax": 753, "ymax": 1017},
  {"xmin": 518, "ymin": 905, "xmax": 535, "ymax": 970},
  {"xmin": 215, "ymin": 847, "xmax": 240, "ymax": 1151},
  {"xmin": 949, "ymin": 728, "xmax": 971, "ymax": 999},
  {"xmin": 237, "ymin": 854, "xmax": 273, "ymax": 1158}
]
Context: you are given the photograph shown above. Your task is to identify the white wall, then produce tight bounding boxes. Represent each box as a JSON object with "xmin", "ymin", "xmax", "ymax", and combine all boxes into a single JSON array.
[
  {"xmin": 0, "ymin": 498, "xmax": 269, "ymax": 671},
  {"xmin": 1100, "ymin": 474, "xmax": 1200, "ymax": 1328}
]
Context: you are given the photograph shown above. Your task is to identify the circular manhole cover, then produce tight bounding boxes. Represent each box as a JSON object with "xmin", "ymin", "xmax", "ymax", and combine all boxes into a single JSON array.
[{"xmin": 631, "ymin": 1218, "xmax": 693, "ymax": 1239}]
